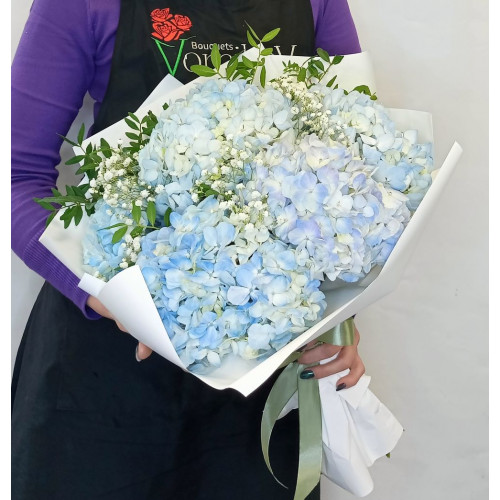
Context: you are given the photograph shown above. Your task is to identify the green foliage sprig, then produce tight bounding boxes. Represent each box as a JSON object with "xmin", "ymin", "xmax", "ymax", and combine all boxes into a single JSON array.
[
  {"xmin": 191, "ymin": 26, "xmax": 376, "ymax": 99},
  {"xmin": 34, "ymin": 110, "xmax": 159, "ymax": 231},
  {"xmin": 191, "ymin": 24, "xmax": 281, "ymax": 87}
]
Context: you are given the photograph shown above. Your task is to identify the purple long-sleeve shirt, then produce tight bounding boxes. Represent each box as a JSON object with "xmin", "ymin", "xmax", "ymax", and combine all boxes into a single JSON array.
[{"xmin": 12, "ymin": 0, "xmax": 361, "ymax": 318}]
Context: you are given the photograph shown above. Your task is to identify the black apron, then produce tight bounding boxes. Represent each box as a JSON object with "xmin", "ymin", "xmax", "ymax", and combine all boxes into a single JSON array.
[{"xmin": 12, "ymin": 1, "xmax": 319, "ymax": 499}]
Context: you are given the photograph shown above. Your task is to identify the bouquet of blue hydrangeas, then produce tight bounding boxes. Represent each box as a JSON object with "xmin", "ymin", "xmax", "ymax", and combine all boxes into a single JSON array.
[{"xmin": 37, "ymin": 29, "xmax": 462, "ymax": 499}]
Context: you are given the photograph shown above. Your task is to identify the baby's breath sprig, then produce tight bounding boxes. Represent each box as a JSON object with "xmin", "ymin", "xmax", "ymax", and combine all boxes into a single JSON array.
[{"xmin": 35, "ymin": 110, "xmax": 159, "ymax": 230}]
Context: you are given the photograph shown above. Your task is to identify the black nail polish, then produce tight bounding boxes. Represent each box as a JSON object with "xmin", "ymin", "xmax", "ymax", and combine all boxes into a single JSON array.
[
  {"xmin": 336, "ymin": 383, "xmax": 346, "ymax": 391},
  {"xmin": 300, "ymin": 369, "xmax": 315, "ymax": 380}
]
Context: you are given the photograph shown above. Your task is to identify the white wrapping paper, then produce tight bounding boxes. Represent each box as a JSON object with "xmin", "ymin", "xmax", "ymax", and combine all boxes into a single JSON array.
[{"xmin": 278, "ymin": 353, "xmax": 404, "ymax": 497}]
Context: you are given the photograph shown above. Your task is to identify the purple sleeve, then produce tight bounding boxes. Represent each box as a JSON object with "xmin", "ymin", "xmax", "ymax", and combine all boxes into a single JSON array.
[
  {"xmin": 11, "ymin": 0, "xmax": 101, "ymax": 318},
  {"xmin": 311, "ymin": 0, "xmax": 361, "ymax": 55}
]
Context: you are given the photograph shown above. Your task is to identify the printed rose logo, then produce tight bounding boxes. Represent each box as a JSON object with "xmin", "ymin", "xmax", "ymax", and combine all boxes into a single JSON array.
[
  {"xmin": 151, "ymin": 9, "xmax": 193, "ymax": 42},
  {"xmin": 151, "ymin": 8, "xmax": 172, "ymax": 22}
]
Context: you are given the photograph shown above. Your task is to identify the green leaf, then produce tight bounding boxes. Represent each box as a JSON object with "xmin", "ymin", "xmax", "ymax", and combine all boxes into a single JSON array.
[
  {"xmin": 125, "ymin": 132, "xmax": 140, "ymax": 140},
  {"xmin": 76, "ymin": 163, "xmax": 99, "ymax": 174},
  {"xmin": 259, "ymin": 66, "xmax": 267, "ymax": 87},
  {"xmin": 190, "ymin": 65, "xmax": 217, "ymax": 77},
  {"xmin": 130, "ymin": 226, "xmax": 144, "ymax": 238},
  {"xmin": 211, "ymin": 44, "xmax": 221, "ymax": 70},
  {"xmin": 103, "ymin": 223, "xmax": 127, "ymax": 230},
  {"xmin": 316, "ymin": 48, "xmax": 330, "ymax": 63},
  {"xmin": 246, "ymin": 31, "xmax": 258, "ymax": 48},
  {"xmin": 226, "ymin": 56, "xmax": 239, "ymax": 79},
  {"xmin": 112, "ymin": 225, "xmax": 128, "ymax": 244},
  {"xmin": 261, "ymin": 28, "xmax": 280, "ymax": 42},
  {"xmin": 77, "ymin": 123, "xmax": 85, "ymax": 145},
  {"xmin": 298, "ymin": 67, "xmax": 307, "ymax": 82},
  {"xmin": 260, "ymin": 47, "xmax": 273, "ymax": 56},
  {"xmin": 332, "ymin": 55, "xmax": 344, "ymax": 65},
  {"xmin": 326, "ymin": 74, "xmax": 338, "ymax": 88},
  {"xmin": 132, "ymin": 203, "xmax": 142, "ymax": 224},
  {"xmin": 125, "ymin": 117, "xmax": 139, "ymax": 130},
  {"xmin": 312, "ymin": 58, "xmax": 324, "ymax": 71},
  {"xmin": 386, "ymin": 453, "xmax": 391, "ymax": 459},
  {"xmin": 73, "ymin": 205, "xmax": 83, "ymax": 226},
  {"xmin": 45, "ymin": 211, "xmax": 57, "ymax": 227},
  {"xmin": 351, "ymin": 84, "xmax": 372, "ymax": 96},
  {"xmin": 35, "ymin": 199, "xmax": 55, "ymax": 211},
  {"xmin": 146, "ymin": 200, "xmax": 156, "ymax": 226},
  {"xmin": 59, "ymin": 134, "xmax": 79, "ymax": 148},
  {"xmin": 309, "ymin": 64, "xmax": 319, "ymax": 78},
  {"xmin": 242, "ymin": 56, "xmax": 256, "ymax": 68},
  {"xmin": 246, "ymin": 24, "xmax": 259, "ymax": 41},
  {"xmin": 65, "ymin": 154, "xmax": 86, "ymax": 166},
  {"xmin": 128, "ymin": 112, "xmax": 140, "ymax": 123},
  {"xmin": 164, "ymin": 207, "xmax": 173, "ymax": 227}
]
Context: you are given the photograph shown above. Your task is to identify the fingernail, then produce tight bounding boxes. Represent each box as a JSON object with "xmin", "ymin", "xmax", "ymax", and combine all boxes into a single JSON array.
[
  {"xmin": 135, "ymin": 345, "xmax": 142, "ymax": 363},
  {"xmin": 300, "ymin": 369, "xmax": 315, "ymax": 380},
  {"xmin": 336, "ymin": 383, "xmax": 346, "ymax": 391}
]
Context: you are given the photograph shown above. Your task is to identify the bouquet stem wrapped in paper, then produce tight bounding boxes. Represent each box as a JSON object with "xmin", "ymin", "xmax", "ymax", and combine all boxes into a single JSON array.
[{"xmin": 38, "ymin": 37, "xmax": 462, "ymax": 498}]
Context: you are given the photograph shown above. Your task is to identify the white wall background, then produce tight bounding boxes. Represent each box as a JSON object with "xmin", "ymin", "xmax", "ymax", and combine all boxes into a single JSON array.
[{"xmin": 11, "ymin": 1, "xmax": 489, "ymax": 499}]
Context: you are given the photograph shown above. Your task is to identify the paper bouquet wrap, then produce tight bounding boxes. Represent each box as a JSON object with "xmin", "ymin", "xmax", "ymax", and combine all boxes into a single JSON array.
[
  {"xmin": 277, "ymin": 354, "xmax": 404, "ymax": 497},
  {"xmin": 39, "ymin": 50, "xmax": 462, "ymax": 497}
]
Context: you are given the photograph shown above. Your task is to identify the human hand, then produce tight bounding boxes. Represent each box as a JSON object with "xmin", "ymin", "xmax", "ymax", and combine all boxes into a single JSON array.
[
  {"xmin": 86, "ymin": 295, "xmax": 153, "ymax": 361},
  {"xmin": 297, "ymin": 324, "xmax": 365, "ymax": 390}
]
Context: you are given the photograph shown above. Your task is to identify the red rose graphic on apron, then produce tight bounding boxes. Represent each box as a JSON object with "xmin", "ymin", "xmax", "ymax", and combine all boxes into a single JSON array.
[{"xmin": 151, "ymin": 8, "xmax": 193, "ymax": 76}]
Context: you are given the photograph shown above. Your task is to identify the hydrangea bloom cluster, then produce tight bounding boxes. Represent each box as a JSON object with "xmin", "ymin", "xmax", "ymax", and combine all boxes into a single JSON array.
[
  {"xmin": 82, "ymin": 73, "xmax": 433, "ymax": 371},
  {"xmin": 137, "ymin": 197, "xmax": 325, "ymax": 371}
]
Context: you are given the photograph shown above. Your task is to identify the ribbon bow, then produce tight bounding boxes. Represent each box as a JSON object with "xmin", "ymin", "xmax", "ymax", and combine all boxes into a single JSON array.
[{"xmin": 261, "ymin": 318, "xmax": 355, "ymax": 500}]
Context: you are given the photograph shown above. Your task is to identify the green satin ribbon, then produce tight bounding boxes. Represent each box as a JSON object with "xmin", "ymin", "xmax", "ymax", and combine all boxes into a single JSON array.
[{"xmin": 261, "ymin": 318, "xmax": 355, "ymax": 500}]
